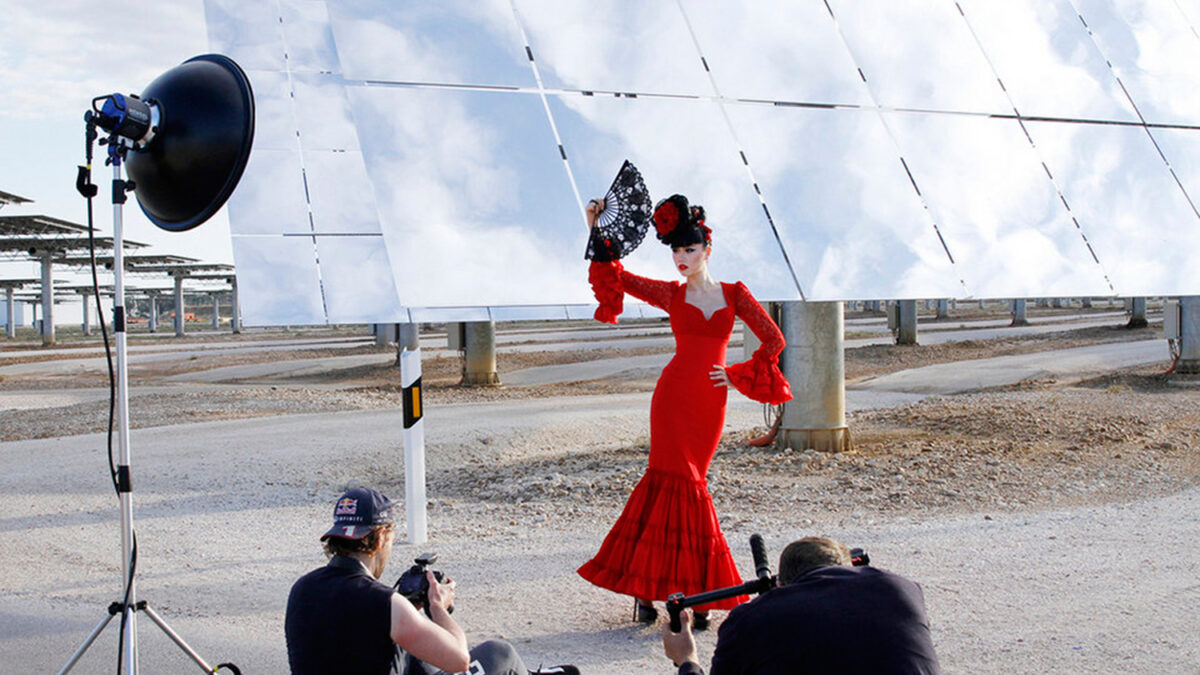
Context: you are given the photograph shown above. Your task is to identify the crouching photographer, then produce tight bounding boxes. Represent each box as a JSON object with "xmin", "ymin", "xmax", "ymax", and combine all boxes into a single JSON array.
[
  {"xmin": 662, "ymin": 536, "xmax": 940, "ymax": 675},
  {"xmin": 285, "ymin": 487, "xmax": 577, "ymax": 675}
]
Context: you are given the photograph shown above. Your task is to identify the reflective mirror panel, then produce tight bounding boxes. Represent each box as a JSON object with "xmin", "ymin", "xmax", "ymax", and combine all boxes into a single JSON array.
[
  {"xmin": 956, "ymin": 0, "xmax": 1139, "ymax": 122},
  {"xmin": 887, "ymin": 112, "xmax": 1114, "ymax": 299},
  {"xmin": 303, "ymin": 150, "xmax": 382, "ymax": 235},
  {"xmin": 230, "ymin": 235, "xmax": 326, "ymax": 326},
  {"xmin": 315, "ymin": 236, "xmax": 404, "ymax": 322},
  {"xmin": 225, "ymin": 149, "xmax": 310, "ymax": 235},
  {"xmin": 513, "ymin": 0, "xmax": 712, "ymax": 96},
  {"xmin": 205, "ymin": 0, "xmax": 1200, "ymax": 325},
  {"xmin": 1073, "ymin": 0, "xmax": 1200, "ymax": 125},
  {"xmin": 725, "ymin": 104, "xmax": 962, "ymax": 301},
  {"xmin": 243, "ymin": 70, "xmax": 298, "ymax": 151},
  {"xmin": 348, "ymin": 85, "xmax": 589, "ymax": 307},
  {"xmin": 1026, "ymin": 120, "xmax": 1200, "ymax": 296},
  {"xmin": 204, "ymin": 0, "xmax": 286, "ymax": 72},
  {"xmin": 292, "ymin": 73, "xmax": 361, "ymax": 151},
  {"xmin": 328, "ymin": 0, "xmax": 534, "ymax": 87},
  {"xmin": 679, "ymin": 0, "xmax": 870, "ymax": 106},
  {"xmin": 826, "ymin": 0, "xmax": 1011, "ymax": 114}
]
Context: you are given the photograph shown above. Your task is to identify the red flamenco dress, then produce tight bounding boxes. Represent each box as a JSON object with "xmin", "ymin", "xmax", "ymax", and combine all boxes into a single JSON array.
[{"xmin": 578, "ymin": 261, "xmax": 792, "ymax": 611}]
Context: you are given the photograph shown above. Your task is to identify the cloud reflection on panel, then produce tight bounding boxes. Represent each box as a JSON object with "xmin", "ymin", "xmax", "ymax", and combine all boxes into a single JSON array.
[
  {"xmin": 1028, "ymin": 121, "xmax": 1200, "ymax": 297},
  {"xmin": 828, "ymin": 0, "xmax": 1010, "ymax": 114},
  {"xmin": 347, "ymin": 85, "xmax": 586, "ymax": 307},
  {"xmin": 204, "ymin": 0, "xmax": 285, "ymax": 72},
  {"xmin": 726, "ymin": 105, "xmax": 961, "ymax": 301},
  {"xmin": 316, "ymin": 236, "xmax": 404, "ymax": 323},
  {"xmin": 1074, "ymin": 0, "xmax": 1200, "ymax": 125},
  {"xmin": 889, "ymin": 113, "xmax": 1113, "ymax": 299},
  {"xmin": 229, "ymin": 236, "xmax": 325, "ymax": 327},
  {"xmin": 678, "ymin": 0, "xmax": 871, "ymax": 106},
  {"xmin": 328, "ymin": 0, "xmax": 532, "ymax": 86},
  {"xmin": 957, "ymin": 0, "xmax": 1138, "ymax": 122},
  {"xmin": 548, "ymin": 94, "xmax": 803, "ymax": 302},
  {"xmin": 515, "ymin": 0, "xmax": 711, "ymax": 96},
  {"xmin": 225, "ymin": 150, "xmax": 309, "ymax": 235}
]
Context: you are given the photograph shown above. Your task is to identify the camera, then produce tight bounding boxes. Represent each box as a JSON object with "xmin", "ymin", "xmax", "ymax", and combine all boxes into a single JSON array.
[{"xmin": 393, "ymin": 552, "xmax": 451, "ymax": 616}]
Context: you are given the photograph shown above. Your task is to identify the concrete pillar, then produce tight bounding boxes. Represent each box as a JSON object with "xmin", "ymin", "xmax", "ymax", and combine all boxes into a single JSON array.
[
  {"xmin": 230, "ymin": 278, "xmax": 241, "ymax": 334},
  {"xmin": 148, "ymin": 295, "xmax": 159, "ymax": 333},
  {"xmin": 398, "ymin": 322, "xmax": 420, "ymax": 351},
  {"xmin": 374, "ymin": 323, "xmax": 391, "ymax": 347},
  {"xmin": 1081, "ymin": 297, "xmax": 1093, "ymax": 308},
  {"xmin": 174, "ymin": 276, "xmax": 186, "ymax": 337},
  {"xmin": 5, "ymin": 288, "xmax": 15, "ymax": 338},
  {"xmin": 1128, "ymin": 297, "xmax": 1148, "ymax": 328},
  {"xmin": 1011, "ymin": 299, "xmax": 1029, "ymax": 326},
  {"xmin": 777, "ymin": 301, "xmax": 851, "ymax": 453},
  {"xmin": 979, "ymin": 299, "xmax": 986, "ymax": 309},
  {"xmin": 210, "ymin": 293, "xmax": 220, "ymax": 329},
  {"xmin": 39, "ymin": 252, "xmax": 54, "ymax": 346},
  {"xmin": 81, "ymin": 291, "xmax": 92, "ymax": 336},
  {"xmin": 896, "ymin": 299, "xmax": 918, "ymax": 345},
  {"xmin": 462, "ymin": 321, "xmax": 499, "ymax": 385},
  {"xmin": 936, "ymin": 298, "xmax": 949, "ymax": 319},
  {"xmin": 1177, "ymin": 297, "xmax": 1200, "ymax": 374}
]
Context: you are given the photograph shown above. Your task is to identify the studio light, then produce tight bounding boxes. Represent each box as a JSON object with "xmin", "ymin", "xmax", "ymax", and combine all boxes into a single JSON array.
[{"xmin": 90, "ymin": 53, "xmax": 255, "ymax": 232}]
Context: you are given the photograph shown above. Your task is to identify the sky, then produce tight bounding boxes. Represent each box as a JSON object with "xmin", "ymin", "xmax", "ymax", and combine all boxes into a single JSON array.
[
  {"xmin": 5, "ymin": 0, "xmax": 1200, "ymax": 327},
  {"xmin": 0, "ymin": 1, "xmax": 230, "ymax": 289}
]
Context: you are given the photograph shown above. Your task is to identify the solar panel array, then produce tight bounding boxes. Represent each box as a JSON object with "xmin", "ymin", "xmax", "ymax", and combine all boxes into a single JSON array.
[{"xmin": 204, "ymin": 0, "xmax": 1200, "ymax": 326}]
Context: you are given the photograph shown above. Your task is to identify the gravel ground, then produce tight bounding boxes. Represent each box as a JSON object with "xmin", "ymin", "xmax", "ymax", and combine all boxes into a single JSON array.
[{"xmin": 1, "ymin": 320, "xmax": 1197, "ymax": 673}]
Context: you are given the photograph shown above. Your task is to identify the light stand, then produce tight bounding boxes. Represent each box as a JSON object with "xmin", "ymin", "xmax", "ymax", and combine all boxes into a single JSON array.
[
  {"xmin": 61, "ymin": 128, "xmax": 230, "ymax": 675},
  {"xmin": 60, "ymin": 52, "xmax": 254, "ymax": 675}
]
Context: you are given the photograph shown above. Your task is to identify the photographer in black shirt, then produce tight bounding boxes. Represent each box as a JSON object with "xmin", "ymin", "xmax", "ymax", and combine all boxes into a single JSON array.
[
  {"xmin": 285, "ymin": 487, "xmax": 576, "ymax": 675},
  {"xmin": 662, "ymin": 536, "xmax": 940, "ymax": 675}
]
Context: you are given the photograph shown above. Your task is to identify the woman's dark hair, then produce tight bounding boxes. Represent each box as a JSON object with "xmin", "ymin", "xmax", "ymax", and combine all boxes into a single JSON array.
[
  {"xmin": 323, "ymin": 523, "xmax": 393, "ymax": 558},
  {"xmin": 653, "ymin": 194, "xmax": 711, "ymax": 248}
]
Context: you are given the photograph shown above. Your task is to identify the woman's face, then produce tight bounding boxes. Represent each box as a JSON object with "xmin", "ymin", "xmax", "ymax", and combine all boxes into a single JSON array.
[{"xmin": 672, "ymin": 243, "xmax": 710, "ymax": 278}]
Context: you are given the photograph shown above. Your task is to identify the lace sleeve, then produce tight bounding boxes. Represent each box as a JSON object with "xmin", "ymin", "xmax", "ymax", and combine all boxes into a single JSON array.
[
  {"xmin": 620, "ymin": 268, "xmax": 677, "ymax": 310},
  {"xmin": 724, "ymin": 282, "xmax": 792, "ymax": 404},
  {"xmin": 588, "ymin": 261, "xmax": 676, "ymax": 324}
]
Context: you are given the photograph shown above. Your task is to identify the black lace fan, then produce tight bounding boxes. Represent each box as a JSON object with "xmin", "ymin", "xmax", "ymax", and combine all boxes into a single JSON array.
[{"xmin": 585, "ymin": 160, "xmax": 652, "ymax": 262}]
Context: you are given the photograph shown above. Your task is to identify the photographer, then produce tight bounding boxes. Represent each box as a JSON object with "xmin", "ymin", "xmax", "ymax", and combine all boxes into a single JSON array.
[
  {"xmin": 286, "ymin": 487, "xmax": 576, "ymax": 675},
  {"xmin": 662, "ymin": 536, "xmax": 940, "ymax": 675}
]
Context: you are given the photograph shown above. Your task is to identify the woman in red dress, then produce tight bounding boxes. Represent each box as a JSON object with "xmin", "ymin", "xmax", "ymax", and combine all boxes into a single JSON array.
[{"xmin": 577, "ymin": 194, "xmax": 792, "ymax": 628}]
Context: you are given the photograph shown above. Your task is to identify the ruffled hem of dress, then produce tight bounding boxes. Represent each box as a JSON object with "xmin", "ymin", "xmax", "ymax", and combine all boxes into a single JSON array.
[
  {"xmin": 589, "ymin": 260, "xmax": 624, "ymax": 324},
  {"xmin": 725, "ymin": 353, "xmax": 792, "ymax": 405},
  {"xmin": 578, "ymin": 469, "xmax": 747, "ymax": 611}
]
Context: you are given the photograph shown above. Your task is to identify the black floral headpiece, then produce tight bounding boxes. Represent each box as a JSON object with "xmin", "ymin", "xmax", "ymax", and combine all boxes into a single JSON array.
[{"xmin": 652, "ymin": 194, "xmax": 711, "ymax": 248}]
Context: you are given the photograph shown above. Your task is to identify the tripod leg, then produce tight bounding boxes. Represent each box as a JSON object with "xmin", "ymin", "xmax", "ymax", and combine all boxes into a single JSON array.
[
  {"xmin": 58, "ymin": 610, "xmax": 118, "ymax": 674},
  {"xmin": 139, "ymin": 603, "xmax": 216, "ymax": 673}
]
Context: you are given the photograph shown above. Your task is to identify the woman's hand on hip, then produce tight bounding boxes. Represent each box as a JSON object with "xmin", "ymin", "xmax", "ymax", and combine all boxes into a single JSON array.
[{"xmin": 710, "ymin": 365, "xmax": 730, "ymax": 388}]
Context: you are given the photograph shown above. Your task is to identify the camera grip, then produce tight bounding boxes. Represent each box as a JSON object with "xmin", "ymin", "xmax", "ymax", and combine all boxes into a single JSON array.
[
  {"xmin": 750, "ymin": 534, "xmax": 770, "ymax": 581},
  {"xmin": 666, "ymin": 593, "xmax": 685, "ymax": 633}
]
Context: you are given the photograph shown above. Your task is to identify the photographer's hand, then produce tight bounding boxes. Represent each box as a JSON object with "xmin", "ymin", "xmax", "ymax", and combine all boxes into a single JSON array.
[
  {"xmin": 662, "ymin": 609, "xmax": 701, "ymax": 668},
  {"xmin": 426, "ymin": 570, "xmax": 456, "ymax": 613}
]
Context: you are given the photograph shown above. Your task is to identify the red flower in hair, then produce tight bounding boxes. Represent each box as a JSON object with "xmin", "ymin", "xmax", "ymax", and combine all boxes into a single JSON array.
[{"xmin": 654, "ymin": 202, "xmax": 679, "ymax": 237}]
